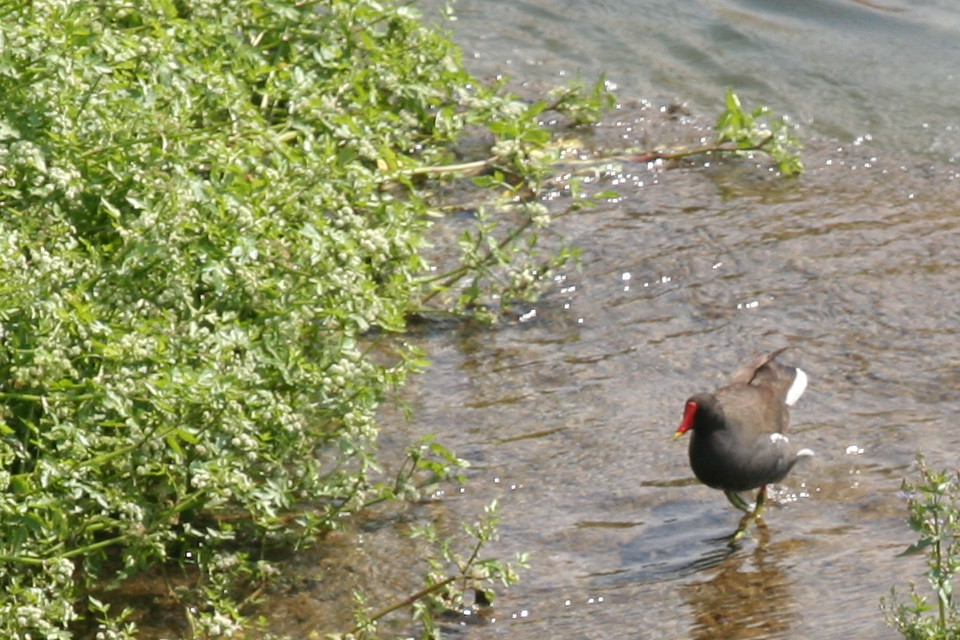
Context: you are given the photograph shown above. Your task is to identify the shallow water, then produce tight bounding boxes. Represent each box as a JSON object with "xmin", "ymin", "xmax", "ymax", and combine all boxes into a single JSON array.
[{"xmin": 259, "ymin": 3, "xmax": 960, "ymax": 639}]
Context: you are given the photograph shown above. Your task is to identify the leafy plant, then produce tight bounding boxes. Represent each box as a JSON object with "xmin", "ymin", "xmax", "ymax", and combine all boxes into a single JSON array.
[
  {"xmin": 629, "ymin": 90, "xmax": 804, "ymax": 176},
  {"xmin": 882, "ymin": 454, "xmax": 960, "ymax": 639},
  {"xmin": 715, "ymin": 89, "xmax": 804, "ymax": 176}
]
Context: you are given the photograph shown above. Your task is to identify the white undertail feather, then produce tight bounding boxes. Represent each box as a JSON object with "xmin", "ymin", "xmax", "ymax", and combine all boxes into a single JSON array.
[
  {"xmin": 790, "ymin": 368, "xmax": 813, "ymax": 457},
  {"xmin": 785, "ymin": 367, "xmax": 808, "ymax": 407}
]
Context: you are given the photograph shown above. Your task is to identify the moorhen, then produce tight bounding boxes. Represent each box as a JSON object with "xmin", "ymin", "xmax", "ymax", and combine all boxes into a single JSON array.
[{"xmin": 674, "ymin": 348, "xmax": 812, "ymax": 533}]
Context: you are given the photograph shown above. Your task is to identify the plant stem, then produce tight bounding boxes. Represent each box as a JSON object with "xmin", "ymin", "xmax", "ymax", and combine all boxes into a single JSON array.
[
  {"xmin": 935, "ymin": 491, "xmax": 948, "ymax": 631},
  {"xmin": 348, "ymin": 575, "xmax": 457, "ymax": 637},
  {"xmin": 628, "ymin": 134, "xmax": 774, "ymax": 164},
  {"xmin": 404, "ymin": 156, "xmax": 498, "ymax": 177}
]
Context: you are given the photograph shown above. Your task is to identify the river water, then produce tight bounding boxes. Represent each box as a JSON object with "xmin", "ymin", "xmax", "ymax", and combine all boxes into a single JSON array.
[
  {"xmin": 435, "ymin": 0, "xmax": 960, "ymax": 164},
  {"xmin": 267, "ymin": 2, "xmax": 960, "ymax": 639}
]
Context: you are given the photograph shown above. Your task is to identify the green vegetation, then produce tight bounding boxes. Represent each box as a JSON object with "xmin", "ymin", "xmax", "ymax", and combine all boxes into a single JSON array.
[
  {"xmin": 715, "ymin": 89, "xmax": 804, "ymax": 176},
  {"xmin": 882, "ymin": 455, "xmax": 960, "ymax": 639},
  {"xmin": 630, "ymin": 90, "xmax": 804, "ymax": 176},
  {"xmin": 0, "ymin": 0, "xmax": 606, "ymax": 637},
  {"xmin": 337, "ymin": 500, "xmax": 526, "ymax": 640}
]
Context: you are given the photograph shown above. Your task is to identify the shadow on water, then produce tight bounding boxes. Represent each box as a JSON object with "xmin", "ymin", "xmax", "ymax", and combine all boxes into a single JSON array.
[{"xmin": 595, "ymin": 499, "xmax": 741, "ymax": 587}]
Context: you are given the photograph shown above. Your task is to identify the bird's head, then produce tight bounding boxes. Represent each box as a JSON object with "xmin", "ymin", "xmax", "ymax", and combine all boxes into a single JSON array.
[{"xmin": 674, "ymin": 393, "xmax": 721, "ymax": 440}]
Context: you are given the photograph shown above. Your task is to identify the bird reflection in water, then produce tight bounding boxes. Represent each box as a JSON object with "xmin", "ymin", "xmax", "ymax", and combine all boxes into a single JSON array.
[{"xmin": 679, "ymin": 526, "xmax": 800, "ymax": 640}]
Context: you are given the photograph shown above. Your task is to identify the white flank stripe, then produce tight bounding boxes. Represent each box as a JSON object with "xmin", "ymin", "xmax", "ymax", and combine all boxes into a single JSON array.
[
  {"xmin": 797, "ymin": 448, "xmax": 815, "ymax": 457},
  {"xmin": 785, "ymin": 368, "xmax": 808, "ymax": 406}
]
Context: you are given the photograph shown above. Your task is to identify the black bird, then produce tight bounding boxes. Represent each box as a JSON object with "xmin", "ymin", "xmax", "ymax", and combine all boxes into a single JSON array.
[{"xmin": 674, "ymin": 348, "xmax": 812, "ymax": 532}]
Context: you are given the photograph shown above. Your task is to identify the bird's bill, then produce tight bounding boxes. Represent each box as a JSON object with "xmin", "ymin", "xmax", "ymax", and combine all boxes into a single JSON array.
[{"xmin": 674, "ymin": 400, "xmax": 698, "ymax": 439}]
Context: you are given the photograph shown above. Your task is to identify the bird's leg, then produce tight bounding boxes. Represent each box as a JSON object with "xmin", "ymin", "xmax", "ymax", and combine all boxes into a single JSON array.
[
  {"xmin": 723, "ymin": 489, "xmax": 753, "ymax": 513},
  {"xmin": 727, "ymin": 486, "xmax": 769, "ymax": 543},
  {"xmin": 730, "ymin": 513, "xmax": 752, "ymax": 543},
  {"xmin": 752, "ymin": 485, "xmax": 767, "ymax": 519}
]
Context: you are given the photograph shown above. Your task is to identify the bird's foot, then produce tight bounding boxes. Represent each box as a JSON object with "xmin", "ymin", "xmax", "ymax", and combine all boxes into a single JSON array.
[
  {"xmin": 729, "ymin": 513, "xmax": 769, "ymax": 544},
  {"xmin": 730, "ymin": 516, "xmax": 750, "ymax": 543},
  {"xmin": 729, "ymin": 514, "xmax": 769, "ymax": 546}
]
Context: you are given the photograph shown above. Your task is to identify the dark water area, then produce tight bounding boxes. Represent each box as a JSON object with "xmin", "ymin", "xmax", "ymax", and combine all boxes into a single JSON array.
[{"xmin": 257, "ymin": 2, "xmax": 960, "ymax": 639}]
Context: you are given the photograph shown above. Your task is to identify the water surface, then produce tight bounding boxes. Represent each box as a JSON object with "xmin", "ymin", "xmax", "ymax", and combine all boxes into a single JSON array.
[{"xmin": 431, "ymin": 0, "xmax": 960, "ymax": 162}]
